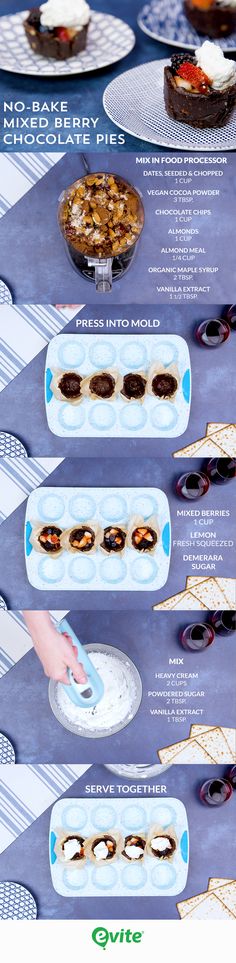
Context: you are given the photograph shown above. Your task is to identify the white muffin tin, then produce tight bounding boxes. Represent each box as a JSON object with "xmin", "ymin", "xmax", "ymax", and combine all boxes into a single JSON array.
[
  {"xmin": 25, "ymin": 487, "xmax": 171, "ymax": 592},
  {"xmin": 45, "ymin": 334, "xmax": 191, "ymax": 438},
  {"xmin": 49, "ymin": 797, "xmax": 189, "ymax": 897}
]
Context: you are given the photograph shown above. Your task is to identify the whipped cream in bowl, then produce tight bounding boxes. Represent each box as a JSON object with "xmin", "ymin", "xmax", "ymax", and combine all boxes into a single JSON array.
[
  {"xmin": 40, "ymin": 0, "xmax": 91, "ymax": 30},
  {"xmin": 195, "ymin": 40, "xmax": 236, "ymax": 91}
]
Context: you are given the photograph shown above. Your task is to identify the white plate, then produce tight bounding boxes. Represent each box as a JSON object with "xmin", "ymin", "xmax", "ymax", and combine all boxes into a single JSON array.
[
  {"xmin": 0, "ymin": 10, "xmax": 135, "ymax": 76},
  {"xmin": 45, "ymin": 333, "xmax": 191, "ymax": 439},
  {"xmin": 0, "ymin": 883, "xmax": 37, "ymax": 920},
  {"xmin": 0, "ymin": 733, "xmax": 15, "ymax": 764},
  {"xmin": 0, "ymin": 281, "xmax": 13, "ymax": 304},
  {"xmin": 49, "ymin": 797, "xmax": 189, "ymax": 897},
  {"xmin": 103, "ymin": 59, "xmax": 236, "ymax": 150},
  {"xmin": 138, "ymin": 0, "xmax": 236, "ymax": 51}
]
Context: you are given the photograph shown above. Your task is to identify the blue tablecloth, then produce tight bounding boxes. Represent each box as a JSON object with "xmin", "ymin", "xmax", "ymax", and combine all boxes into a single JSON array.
[
  {"xmin": 0, "ymin": 0, "xmax": 172, "ymax": 153},
  {"xmin": 0, "ymin": 764, "xmax": 235, "ymax": 919}
]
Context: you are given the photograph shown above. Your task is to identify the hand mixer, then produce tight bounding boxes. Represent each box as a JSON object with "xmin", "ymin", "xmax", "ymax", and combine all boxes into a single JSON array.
[{"xmin": 58, "ymin": 618, "xmax": 104, "ymax": 709}]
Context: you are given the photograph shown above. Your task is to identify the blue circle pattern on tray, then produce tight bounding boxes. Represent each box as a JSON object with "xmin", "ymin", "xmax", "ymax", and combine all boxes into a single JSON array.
[{"xmin": 138, "ymin": 0, "xmax": 236, "ymax": 49}]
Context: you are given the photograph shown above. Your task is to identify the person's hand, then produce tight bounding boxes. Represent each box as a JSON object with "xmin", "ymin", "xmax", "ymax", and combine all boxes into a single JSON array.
[{"xmin": 23, "ymin": 612, "xmax": 87, "ymax": 685}]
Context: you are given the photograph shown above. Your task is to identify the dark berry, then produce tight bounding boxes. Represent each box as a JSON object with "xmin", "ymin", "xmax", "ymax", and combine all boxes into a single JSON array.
[{"xmin": 171, "ymin": 52, "xmax": 196, "ymax": 74}]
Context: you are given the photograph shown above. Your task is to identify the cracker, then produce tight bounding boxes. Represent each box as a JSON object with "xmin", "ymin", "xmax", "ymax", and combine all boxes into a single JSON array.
[
  {"xmin": 215, "ymin": 578, "xmax": 236, "ymax": 609},
  {"xmin": 177, "ymin": 893, "xmax": 207, "ymax": 918},
  {"xmin": 182, "ymin": 893, "xmax": 234, "ymax": 920},
  {"xmin": 158, "ymin": 738, "xmax": 215, "ymax": 765},
  {"xmin": 190, "ymin": 578, "xmax": 230, "ymax": 610},
  {"xmin": 208, "ymin": 878, "xmax": 235, "ymax": 891},
  {"xmin": 221, "ymin": 728, "xmax": 236, "ymax": 760},
  {"xmin": 190, "ymin": 724, "xmax": 215, "ymax": 737},
  {"xmin": 209, "ymin": 425, "xmax": 236, "ymax": 457},
  {"xmin": 208, "ymin": 882, "xmax": 236, "ymax": 917},
  {"xmin": 172, "ymin": 438, "xmax": 213, "ymax": 458},
  {"xmin": 195, "ymin": 726, "xmax": 233, "ymax": 763},
  {"xmin": 206, "ymin": 423, "xmax": 230, "ymax": 436},
  {"xmin": 153, "ymin": 590, "xmax": 207, "ymax": 611}
]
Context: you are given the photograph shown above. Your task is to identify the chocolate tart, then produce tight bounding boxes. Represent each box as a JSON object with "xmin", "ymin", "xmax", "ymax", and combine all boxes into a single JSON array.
[
  {"xmin": 122, "ymin": 835, "xmax": 146, "ymax": 861},
  {"xmin": 131, "ymin": 525, "xmax": 158, "ymax": 553},
  {"xmin": 151, "ymin": 372, "xmax": 178, "ymax": 399},
  {"xmin": 121, "ymin": 372, "xmax": 147, "ymax": 401},
  {"xmin": 101, "ymin": 526, "xmax": 127, "ymax": 554},
  {"xmin": 31, "ymin": 523, "xmax": 63, "ymax": 555},
  {"xmin": 55, "ymin": 833, "xmax": 86, "ymax": 868},
  {"xmin": 164, "ymin": 64, "xmax": 236, "ymax": 128},
  {"xmin": 147, "ymin": 833, "xmax": 176, "ymax": 860},
  {"xmin": 58, "ymin": 371, "xmax": 82, "ymax": 400},
  {"xmin": 24, "ymin": 7, "xmax": 90, "ymax": 60},
  {"xmin": 89, "ymin": 372, "xmax": 116, "ymax": 399},
  {"xmin": 86, "ymin": 831, "xmax": 122, "ymax": 864},
  {"xmin": 184, "ymin": 0, "xmax": 236, "ymax": 38}
]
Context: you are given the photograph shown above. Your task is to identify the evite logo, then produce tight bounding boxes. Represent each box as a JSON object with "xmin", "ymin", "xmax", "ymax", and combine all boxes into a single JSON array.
[{"xmin": 92, "ymin": 927, "xmax": 144, "ymax": 950}]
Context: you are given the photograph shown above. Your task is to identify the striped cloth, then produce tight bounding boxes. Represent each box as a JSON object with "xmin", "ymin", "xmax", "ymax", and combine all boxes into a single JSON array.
[
  {"xmin": 0, "ymin": 153, "xmax": 64, "ymax": 218},
  {"xmin": 0, "ymin": 765, "xmax": 91, "ymax": 854},
  {"xmin": 0, "ymin": 457, "xmax": 63, "ymax": 524},
  {"xmin": 0, "ymin": 610, "xmax": 69, "ymax": 679},
  {"xmin": 0, "ymin": 304, "xmax": 80, "ymax": 392}
]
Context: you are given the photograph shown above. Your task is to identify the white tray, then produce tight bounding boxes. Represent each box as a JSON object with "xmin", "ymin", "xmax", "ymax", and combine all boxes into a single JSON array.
[
  {"xmin": 45, "ymin": 334, "xmax": 191, "ymax": 438},
  {"xmin": 103, "ymin": 59, "xmax": 236, "ymax": 151},
  {"xmin": 0, "ymin": 10, "xmax": 135, "ymax": 76},
  {"xmin": 25, "ymin": 486, "xmax": 171, "ymax": 592},
  {"xmin": 49, "ymin": 797, "xmax": 189, "ymax": 897}
]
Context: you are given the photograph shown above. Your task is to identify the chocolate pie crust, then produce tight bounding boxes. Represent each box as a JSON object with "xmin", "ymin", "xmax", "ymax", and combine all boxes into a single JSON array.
[
  {"xmin": 164, "ymin": 66, "xmax": 236, "ymax": 127},
  {"xmin": 24, "ymin": 8, "xmax": 90, "ymax": 60},
  {"xmin": 184, "ymin": 0, "xmax": 236, "ymax": 38}
]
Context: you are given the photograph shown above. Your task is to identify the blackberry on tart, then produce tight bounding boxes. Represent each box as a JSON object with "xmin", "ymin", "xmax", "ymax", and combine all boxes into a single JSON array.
[{"xmin": 164, "ymin": 40, "xmax": 236, "ymax": 128}]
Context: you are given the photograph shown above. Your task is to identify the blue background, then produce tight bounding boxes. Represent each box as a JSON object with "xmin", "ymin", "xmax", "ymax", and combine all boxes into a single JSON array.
[{"xmin": 0, "ymin": 764, "xmax": 235, "ymax": 919}]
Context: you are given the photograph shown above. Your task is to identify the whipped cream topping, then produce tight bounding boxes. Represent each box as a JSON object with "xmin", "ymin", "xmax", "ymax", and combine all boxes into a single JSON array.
[
  {"xmin": 63, "ymin": 838, "xmax": 82, "ymax": 861},
  {"xmin": 151, "ymin": 836, "xmax": 172, "ymax": 852},
  {"xmin": 93, "ymin": 841, "xmax": 110, "ymax": 860},
  {"xmin": 40, "ymin": 0, "xmax": 90, "ymax": 30},
  {"xmin": 195, "ymin": 40, "xmax": 236, "ymax": 90},
  {"xmin": 125, "ymin": 844, "xmax": 144, "ymax": 860}
]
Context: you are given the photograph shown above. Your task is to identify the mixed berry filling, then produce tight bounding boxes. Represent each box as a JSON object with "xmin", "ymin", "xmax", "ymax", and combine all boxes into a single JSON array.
[
  {"xmin": 132, "ymin": 526, "xmax": 157, "ymax": 552},
  {"xmin": 27, "ymin": 6, "xmax": 76, "ymax": 41},
  {"xmin": 69, "ymin": 527, "xmax": 95, "ymax": 552},
  {"xmin": 171, "ymin": 52, "xmax": 211, "ymax": 93},
  {"xmin": 102, "ymin": 526, "xmax": 127, "ymax": 553},
  {"xmin": 38, "ymin": 525, "xmax": 62, "ymax": 553}
]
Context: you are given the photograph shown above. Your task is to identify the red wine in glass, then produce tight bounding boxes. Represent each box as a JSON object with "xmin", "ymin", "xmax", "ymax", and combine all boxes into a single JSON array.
[
  {"xmin": 180, "ymin": 623, "xmax": 215, "ymax": 651},
  {"xmin": 176, "ymin": 472, "xmax": 210, "ymax": 500},
  {"xmin": 210, "ymin": 611, "xmax": 236, "ymax": 635},
  {"xmin": 228, "ymin": 766, "xmax": 236, "ymax": 789},
  {"xmin": 206, "ymin": 458, "xmax": 236, "ymax": 484},
  {"xmin": 196, "ymin": 319, "xmax": 230, "ymax": 347},
  {"xmin": 226, "ymin": 305, "xmax": 236, "ymax": 331},
  {"xmin": 199, "ymin": 778, "xmax": 233, "ymax": 806}
]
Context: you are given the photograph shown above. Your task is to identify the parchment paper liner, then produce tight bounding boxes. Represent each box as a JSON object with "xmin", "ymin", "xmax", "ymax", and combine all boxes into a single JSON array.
[
  {"xmin": 121, "ymin": 832, "xmax": 147, "ymax": 862},
  {"xmin": 81, "ymin": 369, "xmax": 122, "ymax": 402},
  {"xmin": 147, "ymin": 362, "xmax": 180, "ymax": 403},
  {"xmin": 127, "ymin": 514, "xmax": 160, "ymax": 555},
  {"xmin": 51, "ymin": 369, "xmax": 83, "ymax": 406},
  {"xmin": 55, "ymin": 829, "xmax": 87, "ymax": 870},
  {"xmin": 146, "ymin": 824, "xmax": 177, "ymax": 860},
  {"xmin": 120, "ymin": 371, "xmax": 147, "ymax": 404},
  {"xmin": 99, "ymin": 524, "xmax": 128, "ymax": 557},
  {"xmin": 30, "ymin": 521, "xmax": 63, "ymax": 557},
  {"xmin": 85, "ymin": 830, "xmax": 123, "ymax": 865},
  {"xmin": 61, "ymin": 520, "xmax": 102, "ymax": 555}
]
